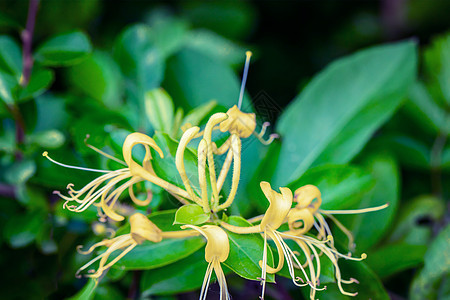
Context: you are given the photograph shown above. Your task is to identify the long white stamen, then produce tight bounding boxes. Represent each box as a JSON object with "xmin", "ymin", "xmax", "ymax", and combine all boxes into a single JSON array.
[
  {"xmin": 237, "ymin": 51, "xmax": 252, "ymax": 110},
  {"xmin": 43, "ymin": 151, "xmax": 111, "ymax": 173},
  {"xmin": 319, "ymin": 203, "xmax": 389, "ymax": 215}
]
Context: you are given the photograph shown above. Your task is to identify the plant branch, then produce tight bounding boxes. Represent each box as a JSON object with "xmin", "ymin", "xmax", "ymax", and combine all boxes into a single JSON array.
[{"xmin": 21, "ymin": 0, "xmax": 40, "ymax": 87}]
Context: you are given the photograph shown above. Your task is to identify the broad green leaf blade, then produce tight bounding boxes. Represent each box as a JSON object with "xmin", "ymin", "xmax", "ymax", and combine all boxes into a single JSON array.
[
  {"xmin": 141, "ymin": 249, "xmax": 208, "ymax": 296},
  {"xmin": 181, "ymin": 100, "xmax": 217, "ymax": 129},
  {"xmin": 0, "ymin": 35, "xmax": 22, "ymax": 79},
  {"xmin": 67, "ymin": 51, "xmax": 122, "ymax": 108},
  {"xmin": 410, "ymin": 225, "xmax": 450, "ymax": 300},
  {"xmin": 274, "ymin": 41, "xmax": 417, "ymax": 187},
  {"xmin": 35, "ymin": 31, "xmax": 92, "ymax": 66},
  {"xmin": 145, "ymin": 88, "xmax": 174, "ymax": 133},
  {"xmin": 3, "ymin": 210, "xmax": 45, "ymax": 248},
  {"xmin": 174, "ymin": 204, "xmax": 210, "ymax": 225},
  {"xmin": 366, "ymin": 243, "xmax": 427, "ymax": 278},
  {"xmin": 18, "ymin": 68, "xmax": 54, "ymax": 101},
  {"xmin": 288, "ymin": 164, "xmax": 373, "ymax": 210},
  {"xmin": 114, "ymin": 210, "xmax": 205, "ymax": 270},
  {"xmin": 5, "ymin": 159, "xmax": 36, "ymax": 184},
  {"xmin": 68, "ymin": 279, "xmax": 98, "ymax": 300},
  {"xmin": 164, "ymin": 47, "xmax": 251, "ymax": 110},
  {"xmin": 346, "ymin": 153, "xmax": 399, "ymax": 251},
  {"xmin": 223, "ymin": 216, "xmax": 275, "ymax": 282},
  {"xmin": 28, "ymin": 129, "xmax": 65, "ymax": 149}
]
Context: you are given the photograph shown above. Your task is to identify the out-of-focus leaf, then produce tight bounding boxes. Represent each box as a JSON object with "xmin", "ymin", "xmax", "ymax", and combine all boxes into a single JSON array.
[
  {"xmin": 114, "ymin": 24, "xmax": 164, "ymax": 90},
  {"xmin": 410, "ymin": 225, "xmax": 450, "ymax": 300},
  {"xmin": 376, "ymin": 135, "xmax": 430, "ymax": 169},
  {"xmin": 164, "ymin": 48, "xmax": 251, "ymax": 110},
  {"xmin": 181, "ymin": 100, "xmax": 217, "ymax": 129},
  {"xmin": 68, "ymin": 279, "xmax": 97, "ymax": 300},
  {"xmin": 94, "ymin": 285, "xmax": 122, "ymax": 300},
  {"xmin": 28, "ymin": 129, "xmax": 65, "ymax": 149},
  {"xmin": 3, "ymin": 211, "xmax": 45, "ymax": 248},
  {"xmin": 174, "ymin": 204, "xmax": 209, "ymax": 225},
  {"xmin": 34, "ymin": 94, "xmax": 68, "ymax": 131},
  {"xmin": 67, "ymin": 51, "xmax": 122, "ymax": 108},
  {"xmin": 144, "ymin": 88, "xmax": 174, "ymax": 133},
  {"xmin": 388, "ymin": 195, "xmax": 445, "ymax": 245},
  {"xmin": 0, "ymin": 70, "xmax": 17, "ymax": 105},
  {"xmin": 5, "ymin": 159, "xmax": 36, "ymax": 184},
  {"xmin": 181, "ymin": 1, "xmax": 255, "ymax": 40},
  {"xmin": 405, "ymin": 82, "xmax": 449, "ymax": 135},
  {"xmin": 346, "ymin": 153, "xmax": 399, "ymax": 251},
  {"xmin": 146, "ymin": 11, "xmax": 189, "ymax": 59},
  {"xmin": 0, "ymin": 12, "xmax": 22, "ymax": 30},
  {"xmin": 141, "ymin": 249, "xmax": 207, "ymax": 296},
  {"xmin": 288, "ymin": 164, "xmax": 373, "ymax": 210},
  {"xmin": 424, "ymin": 33, "xmax": 450, "ymax": 106},
  {"xmin": 273, "ymin": 41, "xmax": 417, "ymax": 187},
  {"xmin": 366, "ymin": 243, "xmax": 427, "ymax": 278},
  {"xmin": 0, "ymin": 35, "xmax": 22, "ymax": 79},
  {"xmin": 35, "ymin": 31, "xmax": 92, "ymax": 66},
  {"xmin": 223, "ymin": 216, "xmax": 275, "ymax": 282},
  {"xmin": 185, "ymin": 29, "xmax": 246, "ymax": 67},
  {"xmin": 18, "ymin": 68, "xmax": 54, "ymax": 101}
]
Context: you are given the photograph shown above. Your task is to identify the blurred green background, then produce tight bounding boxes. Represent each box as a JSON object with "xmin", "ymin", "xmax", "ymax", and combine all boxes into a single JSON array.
[{"xmin": 0, "ymin": 1, "xmax": 448, "ymax": 299}]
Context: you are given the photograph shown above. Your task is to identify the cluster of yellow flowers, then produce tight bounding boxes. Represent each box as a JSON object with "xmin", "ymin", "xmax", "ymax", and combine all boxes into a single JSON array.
[{"xmin": 44, "ymin": 52, "xmax": 387, "ymax": 299}]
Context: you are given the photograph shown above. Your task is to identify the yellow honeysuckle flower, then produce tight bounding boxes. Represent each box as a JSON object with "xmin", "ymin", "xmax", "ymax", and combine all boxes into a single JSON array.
[
  {"xmin": 181, "ymin": 225, "xmax": 230, "ymax": 300},
  {"xmin": 43, "ymin": 132, "xmax": 199, "ymax": 221},
  {"xmin": 76, "ymin": 213, "xmax": 162, "ymax": 278}
]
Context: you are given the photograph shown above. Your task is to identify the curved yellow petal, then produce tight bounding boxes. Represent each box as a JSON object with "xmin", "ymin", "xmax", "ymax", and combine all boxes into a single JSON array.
[
  {"xmin": 182, "ymin": 225, "xmax": 229, "ymax": 263},
  {"xmin": 129, "ymin": 213, "xmax": 162, "ymax": 244},
  {"xmin": 293, "ymin": 185, "xmax": 322, "ymax": 211},
  {"xmin": 219, "ymin": 105, "xmax": 256, "ymax": 138},
  {"xmin": 260, "ymin": 182, "xmax": 293, "ymax": 230}
]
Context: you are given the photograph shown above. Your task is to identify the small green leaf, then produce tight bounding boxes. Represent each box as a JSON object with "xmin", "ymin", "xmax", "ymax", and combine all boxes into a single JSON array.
[
  {"xmin": 0, "ymin": 35, "xmax": 22, "ymax": 79},
  {"xmin": 68, "ymin": 279, "xmax": 98, "ymax": 300},
  {"xmin": 181, "ymin": 100, "xmax": 217, "ymax": 129},
  {"xmin": 223, "ymin": 216, "xmax": 275, "ymax": 282},
  {"xmin": 5, "ymin": 160, "xmax": 36, "ymax": 184},
  {"xmin": 174, "ymin": 204, "xmax": 210, "ymax": 225},
  {"xmin": 3, "ymin": 211, "xmax": 45, "ymax": 248},
  {"xmin": 0, "ymin": 70, "xmax": 17, "ymax": 105},
  {"xmin": 288, "ymin": 164, "xmax": 373, "ymax": 210},
  {"xmin": 145, "ymin": 88, "xmax": 174, "ymax": 133},
  {"xmin": 366, "ymin": 243, "xmax": 427, "ymax": 278},
  {"xmin": 28, "ymin": 129, "xmax": 65, "ymax": 149},
  {"xmin": 141, "ymin": 249, "xmax": 208, "ymax": 296},
  {"xmin": 18, "ymin": 68, "xmax": 54, "ymax": 101},
  {"xmin": 35, "ymin": 31, "xmax": 92, "ymax": 66},
  {"xmin": 410, "ymin": 225, "xmax": 450, "ymax": 300}
]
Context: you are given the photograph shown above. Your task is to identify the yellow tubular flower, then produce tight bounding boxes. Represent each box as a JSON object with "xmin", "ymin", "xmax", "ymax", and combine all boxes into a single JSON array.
[
  {"xmin": 76, "ymin": 213, "xmax": 162, "ymax": 279},
  {"xmin": 181, "ymin": 225, "xmax": 230, "ymax": 300}
]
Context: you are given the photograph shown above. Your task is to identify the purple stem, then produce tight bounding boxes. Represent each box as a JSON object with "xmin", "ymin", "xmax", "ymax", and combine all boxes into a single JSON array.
[{"xmin": 21, "ymin": 0, "xmax": 40, "ymax": 87}]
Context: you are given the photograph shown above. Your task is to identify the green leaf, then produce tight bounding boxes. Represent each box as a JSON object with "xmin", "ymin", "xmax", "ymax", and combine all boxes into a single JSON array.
[
  {"xmin": 18, "ymin": 68, "xmax": 54, "ymax": 101},
  {"xmin": 0, "ymin": 35, "xmax": 22, "ymax": 79},
  {"xmin": 5, "ymin": 159, "xmax": 36, "ymax": 184},
  {"xmin": 181, "ymin": 100, "xmax": 217, "ymax": 129},
  {"xmin": 223, "ymin": 216, "xmax": 275, "ymax": 282},
  {"xmin": 405, "ymin": 82, "xmax": 449, "ymax": 135},
  {"xmin": 273, "ymin": 41, "xmax": 417, "ymax": 186},
  {"xmin": 164, "ymin": 47, "xmax": 251, "ymax": 110},
  {"xmin": 114, "ymin": 24, "xmax": 164, "ymax": 90},
  {"xmin": 28, "ymin": 129, "xmax": 65, "ymax": 149},
  {"xmin": 388, "ymin": 195, "xmax": 445, "ymax": 245},
  {"xmin": 68, "ymin": 279, "xmax": 98, "ymax": 300},
  {"xmin": 377, "ymin": 135, "xmax": 430, "ymax": 170},
  {"xmin": 67, "ymin": 51, "xmax": 122, "ymax": 108},
  {"xmin": 0, "ymin": 70, "xmax": 17, "ymax": 105},
  {"xmin": 3, "ymin": 211, "xmax": 45, "ymax": 248},
  {"xmin": 185, "ymin": 29, "xmax": 246, "ymax": 67},
  {"xmin": 114, "ymin": 211, "xmax": 205, "ymax": 269},
  {"xmin": 288, "ymin": 164, "xmax": 373, "ymax": 210},
  {"xmin": 346, "ymin": 153, "xmax": 399, "ymax": 251},
  {"xmin": 145, "ymin": 88, "xmax": 174, "ymax": 133},
  {"xmin": 35, "ymin": 31, "xmax": 92, "ymax": 66},
  {"xmin": 366, "ymin": 243, "xmax": 427, "ymax": 278},
  {"xmin": 410, "ymin": 225, "xmax": 450, "ymax": 300},
  {"xmin": 174, "ymin": 204, "xmax": 210, "ymax": 225},
  {"xmin": 141, "ymin": 249, "xmax": 208, "ymax": 296}
]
